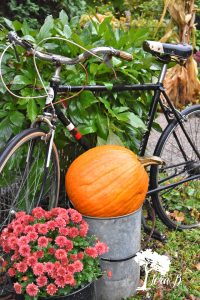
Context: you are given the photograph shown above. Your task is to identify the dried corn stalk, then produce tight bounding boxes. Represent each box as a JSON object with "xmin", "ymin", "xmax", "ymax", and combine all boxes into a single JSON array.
[{"xmin": 161, "ymin": 0, "xmax": 200, "ymax": 107}]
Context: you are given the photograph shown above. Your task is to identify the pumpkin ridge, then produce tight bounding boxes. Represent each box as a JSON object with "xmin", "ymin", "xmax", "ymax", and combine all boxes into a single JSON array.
[
  {"xmin": 83, "ymin": 163, "xmax": 138, "ymax": 199},
  {"xmin": 77, "ymin": 160, "xmax": 135, "ymax": 186}
]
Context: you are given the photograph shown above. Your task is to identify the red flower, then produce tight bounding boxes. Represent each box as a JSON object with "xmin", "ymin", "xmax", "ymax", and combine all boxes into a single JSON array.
[
  {"xmin": 65, "ymin": 239, "xmax": 73, "ymax": 251},
  {"xmin": 59, "ymin": 227, "xmax": 69, "ymax": 236},
  {"xmin": 60, "ymin": 257, "xmax": 69, "ymax": 266},
  {"xmin": 32, "ymin": 207, "xmax": 46, "ymax": 219},
  {"xmin": 18, "ymin": 236, "xmax": 30, "ymax": 245},
  {"xmin": 57, "ymin": 266, "xmax": 66, "ymax": 277},
  {"xmin": 73, "ymin": 260, "xmax": 83, "ymax": 273},
  {"xmin": 77, "ymin": 252, "xmax": 84, "ymax": 260},
  {"xmin": 47, "ymin": 220, "xmax": 56, "ymax": 231},
  {"xmin": 36, "ymin": 275, "xmax": 48, "ymax": 287},
  {"xmin": 70, "ymin": 254, "xmax": 77, "ymax": 261},
  {"xmin": 26, "ymin": 283, "xmax": 39, "ymax": 297},
  {"xmin": 34, "ymin": 250, "xmax": 44, "ymax": 259},
  {"xmin": 55, "ymin": 236, "xmax": 68, "ymax": 247},
  {"xmin": 8, "ymin": 267, "xmax": 16, "ymax": 277},
  {"xmin": 55, "ymin": 276, "xmax": 66, "ymax": 288},
  {"xmin": 95, "ymin": 241, "xmax": 109, "ymax": 255},
  {"xmin": 38, "ymin": 236, "xmax": 48, "ymax": 248},
  {"xmin": 64, "ymin": 273, "xmax": 75, "ymax": 286},
  {"xmin": 55, "ymin": 249, "xmax": 67, "ymax": 260},
  {"xmin": 70, "ymin": 211, "xmax": 82, "ymax": 223},
  {"xmin": 27, "ymin": 231, "xmax": 38, "ymax": 241},
  {"xmin": 48, "ymin": 247, "xmax": 56, "ymax": 255},
  {"xmin": 16, "ymin": 262, "xmax": 28, "ymax": 273},
  {"xmin": 107, "ymin": 270, "xmax": 112, "ymax": 278},
  {"xmin": 68, "ymin": 227, "xmax": 79, "ymax": 238},
  {"xmin": 67, "ymin": 264, "xmax": 75, "ymax": 274},
  {"xmin": 45, "ymin": 262, "xmax": 54, "ymax": 274},
  {"xmin": 46, "ymin": 283, "xmax": 58, "ymax": 296},
  {"xmin": 14, "ymin": 282, "xmax": 22, "ymax": 294},
  {"xmin": 18, "ymin": 244, "xmax": 31, "ymax": 257},
  {"xmin": 55, "ymin": 217, "xmax": 66, "ymax": 227},
  {"xmin": 79, "ymin": 221, "xmax": 89, "ymax": 237},
  {"xmin": 85, "ymin": 247, "xmax": 98, "ymax": 258},
  {"xmin": 37, "ymin": 223, "xmax": 48, "ymax": 235},
  {"xmin": 33, "ymin": 262, "xmax": 45, "ymax": 276},
  {"xmin": 27, "ymin": 255, "xmax": 37, "ymax": 267}
]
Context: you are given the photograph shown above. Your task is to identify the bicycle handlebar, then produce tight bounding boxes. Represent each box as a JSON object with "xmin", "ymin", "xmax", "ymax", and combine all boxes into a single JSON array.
[{"xmin": 8, "ymin": 31, "xmax": 133, "ymax": 65}]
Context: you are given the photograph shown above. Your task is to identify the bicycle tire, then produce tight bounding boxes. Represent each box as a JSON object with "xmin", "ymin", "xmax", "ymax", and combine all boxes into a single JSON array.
[
  {"xmin": 0, "ymin": 128, "xmax": 60, "ymax": 231},
  {"xmin": 150, "ymin": 104, "xmax": 200, "ymax": 229}
]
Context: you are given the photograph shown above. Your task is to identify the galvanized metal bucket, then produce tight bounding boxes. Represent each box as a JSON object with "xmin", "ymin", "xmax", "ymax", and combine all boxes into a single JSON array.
[{"xmin": 84, "ymin": 208, "xmax": 141, "ymax": 300}]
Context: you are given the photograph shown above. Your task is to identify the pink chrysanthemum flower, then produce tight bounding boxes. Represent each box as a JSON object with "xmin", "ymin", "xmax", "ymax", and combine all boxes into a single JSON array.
[
  {"xmin": 47, "ymin": 220, "xmax": 56, "ymax": 231},
  {"xmin": 48, "ymin": 247, "xmax": 56, "ymax": 255},
  {"xmin": 70, "ymin": 254, "xmax": 77, "ymax": 261},
  {"xmin": 26, "ymin": 283, "xmax": 39, "ymax": 297},
  {"xmin": 68, "ymin": 227, "xmax": 79, "ymax": 238},
  {"xmin": 70, "ymin": 211, "xmax": 82, "ymax": 223},
  {"xmin": 27, "ymin": 255, "xmax": 37, "ymax": 267},
  {"xmin": 45, "ymin": 262, "xmax": 54, "ymax": 274},
  {"xmin": 18, "ymin": 236, "xmax": 30, "ymax": 245},
  {"xmin": 73, "ymin": 260, "xmax": 83, "ymax": 273},
  {"xmin": 85, "ymin": 247, "xmax": 98, "ymax": 258},
  {"xmin": 59, "ymin": 227, "xmax": 69, "ymax": 236},
  {"xmin": 46, "ymin": 283, "xmax": 58, "ymax": 296},
  {"xmin": 14, "ymin": 282, "xmax": 22, "ymax": 294},
  {"xmin": 32, "ymin": 207, "xmax": 46, "ymax": 219},
  {"xmin": 77, "ymin": 252, "xmax": 84, "ymax": 260},
  {"xmin": 67, "ymin": 264, "xmax": 75, "ymax": 274},
  {"xmin": 38, "ymin": 236, "xmax": 48, "ymax": 248},
  {"xmin": 16, "ymin": 262, "xmax": 28, "ymax": 273},
  {"xmin": 55, "ymin": 236, "xmax": 68, "ymax": 247},
  {"xmin": 55, "ymin": 217, "xmax": 66, "ymax": 227},
  {"xmin": 60, "ymin": 257, "xmax": 69, "ymax": 266},
  {"xmin": 27, "ymin": 231, "xmax": 38, "ymax": 241},
  {"xmin": 64, "ymin": 273, "xmax": 75, "ymax": 285},
  {"xmin": 18, "ymin": 245, "xmax": 31, "ymax": 257},
  {"xmin": 65, "ymin": 239, "xmax": 73, "ymax": 251},
  {"xmin": 55, "ymin": 249, "xmax": 67, "ymax": 260},
  {"xmin": 37, "ymin": 223, "xmax": 48, "ymax": 235},
  {"xmin": 8, "ymin": 267, "xmax": 16, "ymax": 277},
  {"xmin": 57, "ymin": 266, "xmax": 66, "ymax": 277},
  {"xmin": 95, "ymin": 240, "xmax": 109, "ymax": 255},
  {"xmin": 36, "ymin": 275, "xmax": 48, "ymax": 287},
  {"xmin": 79, "ymin": 221, "xmax": 89, "ymax": 237},
  {"xmin": 55, "ymin": 276, "xmax": 67, "ymax": 288},
  {"xmin": 33, "ymin": 262, "xmax": 45, "ymax": 276}
]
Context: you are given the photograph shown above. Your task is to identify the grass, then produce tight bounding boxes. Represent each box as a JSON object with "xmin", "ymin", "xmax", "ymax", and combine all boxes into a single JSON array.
[{"xmin": 126, "ymin": 219, "xmax": 200, "ymax": 300}]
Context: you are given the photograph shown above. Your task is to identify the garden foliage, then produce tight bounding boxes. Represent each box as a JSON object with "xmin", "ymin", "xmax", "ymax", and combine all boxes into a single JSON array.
[{"xmin": 0, "ymin": 12, "xmax": 160, "ymax": 163}]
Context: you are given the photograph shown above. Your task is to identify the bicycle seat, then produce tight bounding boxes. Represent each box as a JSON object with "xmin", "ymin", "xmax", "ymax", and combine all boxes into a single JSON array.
[{"xmin": 143, "ymin": 41, "xmax": 192, "ymax": 60}]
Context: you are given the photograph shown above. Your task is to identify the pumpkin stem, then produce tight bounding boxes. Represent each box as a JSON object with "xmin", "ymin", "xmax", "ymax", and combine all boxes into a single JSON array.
[{"xmin": 138, "ymin": 156, "xmax": 165, "ymax": 167}]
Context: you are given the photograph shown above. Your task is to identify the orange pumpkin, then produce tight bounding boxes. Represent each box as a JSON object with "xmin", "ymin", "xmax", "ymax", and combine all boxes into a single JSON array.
[{"xmin": 65, "ymin": 145, "xmax": 162, "ymax": 217}]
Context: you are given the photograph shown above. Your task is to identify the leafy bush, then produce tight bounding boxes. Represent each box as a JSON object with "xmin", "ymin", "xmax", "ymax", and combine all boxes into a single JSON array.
[{"xmin": 0, "ymin": 12, "xmax": 159, "ymax": 162}]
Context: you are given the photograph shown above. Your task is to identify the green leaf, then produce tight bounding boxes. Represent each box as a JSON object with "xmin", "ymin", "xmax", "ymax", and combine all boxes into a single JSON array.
[
  {"xmin": 3, "ymin": 18, "xmax": 14, "ymax": 30},
  {"xmin": 37, "ymin": 15, "xmax": 54, "ymax": 41},
  {"xmin": 59, "ymin": 10, "xmax": 69, "ymax": 26},
  {"xmin": 63, "ymin": 24, "xmax": 72, "ymax": 39},
  {"xmin": 95, "ymin": 113, "xmax": 108, "ymax": 140},
  {"xmin": 12, "ymin": 75, "xmax": 32, "ymax": 86},
  {"xmin": 128, "ymin": 112, "xmax": 146, "ymax": 129},
  {"xmin": 0, "ymin": 117, "xmax": 13, "ymax": 139},
  {"xmin": 27, "ymin": 100, "xmax": 38, "ymax": 121},
  {"xmin": 9, "ymin": 111, "xmax": 25, "ymax": 127},
  {"xmin": 79, "ymin": 91, "xmax": 98, "ymax": 109},
  {"xmin": 103, "ymin": 82, "xmax": 113, "ymax": 91}
]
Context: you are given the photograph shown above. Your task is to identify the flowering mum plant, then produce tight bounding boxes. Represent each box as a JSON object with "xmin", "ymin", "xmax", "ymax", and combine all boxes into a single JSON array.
[{"xmin": 0, "ymin": 207, "xmax": 109, "ymax": 299}]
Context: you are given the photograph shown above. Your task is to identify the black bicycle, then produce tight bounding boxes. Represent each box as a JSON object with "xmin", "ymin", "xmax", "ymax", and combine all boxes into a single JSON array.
[{"xmin": 0, "ymin": 31, "xmax": 199, "ymax": 233}]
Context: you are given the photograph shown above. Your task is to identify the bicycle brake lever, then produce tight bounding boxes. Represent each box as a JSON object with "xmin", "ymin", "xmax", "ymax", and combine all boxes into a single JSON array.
[{"xmin": 12, "ymin": 42, "xmax": 20, "ymax": 62}]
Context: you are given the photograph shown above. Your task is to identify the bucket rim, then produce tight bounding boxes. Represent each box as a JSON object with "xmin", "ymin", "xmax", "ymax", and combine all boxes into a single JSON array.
[{"xmin": 83, "ymin": 206, "xmax": 142, "ymax": 220}]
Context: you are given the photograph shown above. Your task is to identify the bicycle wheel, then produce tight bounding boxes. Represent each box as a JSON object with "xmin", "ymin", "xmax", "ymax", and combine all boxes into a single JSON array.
[
  {"xmin": 0, "ymin": 128, "xmax": 60, "ymax": 231},
  {"xmin": 150, "ymin": 104, "xmax": 200, "ymax": 229}
]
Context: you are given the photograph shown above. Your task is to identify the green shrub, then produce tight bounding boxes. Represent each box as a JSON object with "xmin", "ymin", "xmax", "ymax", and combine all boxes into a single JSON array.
[{"xmin": 0, "ymin": 12, "xmax": 159, "ymax": 160}]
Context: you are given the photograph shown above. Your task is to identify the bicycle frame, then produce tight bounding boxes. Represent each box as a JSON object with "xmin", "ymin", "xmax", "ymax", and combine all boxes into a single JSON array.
[{"xmin": 42, "ymin": 63, "xmax": 200, "ymax": 196}]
